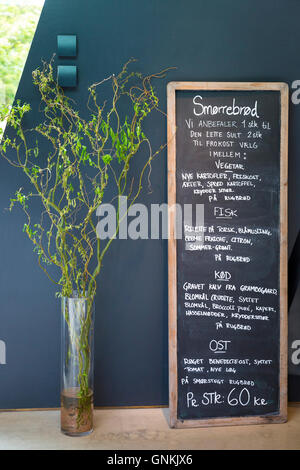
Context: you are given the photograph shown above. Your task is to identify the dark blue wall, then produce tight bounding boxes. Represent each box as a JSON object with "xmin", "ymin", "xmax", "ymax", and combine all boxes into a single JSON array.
[{"xmin": 0, "ymin": 0, "xmax": 299, "ymax": 408}]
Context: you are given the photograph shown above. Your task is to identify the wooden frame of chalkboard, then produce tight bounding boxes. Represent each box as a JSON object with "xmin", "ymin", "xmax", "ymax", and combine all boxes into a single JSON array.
[{"xmin": 167, "ymin": 82, "xmax": 288, "ymax": 428}]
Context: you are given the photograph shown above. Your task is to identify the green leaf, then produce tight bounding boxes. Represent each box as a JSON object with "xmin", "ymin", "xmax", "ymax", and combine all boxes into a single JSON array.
[{"xmin": 102, "ymin": 154, "xmax": 112, "ymax": 165}]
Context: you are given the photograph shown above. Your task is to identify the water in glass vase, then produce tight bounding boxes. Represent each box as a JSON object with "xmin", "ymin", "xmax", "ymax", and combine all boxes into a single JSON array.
[
  {"xmin": 61, "ymin": 294, "xmax": 95, "ymax": 436},
  {"xmin": 61, "ymin": 387, "xmax": 93, "ymax": 436}
]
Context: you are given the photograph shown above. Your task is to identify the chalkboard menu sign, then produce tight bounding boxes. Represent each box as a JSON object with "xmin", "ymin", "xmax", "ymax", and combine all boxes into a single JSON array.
[{"xmin": 167, "ymin": 82, "xmax": 288, "ymax": 428}]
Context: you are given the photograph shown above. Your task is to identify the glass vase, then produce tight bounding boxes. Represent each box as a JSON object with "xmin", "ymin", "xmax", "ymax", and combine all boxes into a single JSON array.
[{"xmin": 61, "ymin": 293, "xmax": 94, "ymax": 436}]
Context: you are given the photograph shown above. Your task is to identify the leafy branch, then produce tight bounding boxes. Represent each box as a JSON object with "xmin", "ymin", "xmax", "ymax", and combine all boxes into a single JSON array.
[{"xmin": 0, "ymin": 58, "xmax": 168, "ymax": 302}]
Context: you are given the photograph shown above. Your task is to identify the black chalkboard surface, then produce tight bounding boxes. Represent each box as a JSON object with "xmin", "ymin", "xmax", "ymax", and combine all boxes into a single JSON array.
[{"xmin": 167, "ymin": 82, "xmax": 288, "ymax": 428}]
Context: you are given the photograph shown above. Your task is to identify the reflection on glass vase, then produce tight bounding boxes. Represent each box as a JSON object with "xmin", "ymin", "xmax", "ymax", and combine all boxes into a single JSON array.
[{"xmin": 61, "ymin": 293, "xmax": 94, "ymax": 436}]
